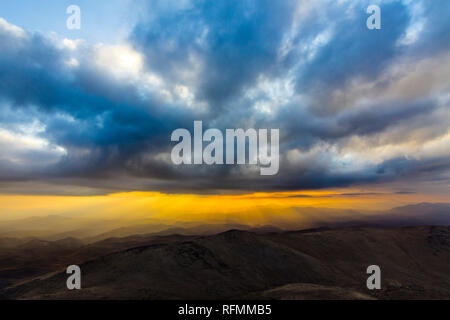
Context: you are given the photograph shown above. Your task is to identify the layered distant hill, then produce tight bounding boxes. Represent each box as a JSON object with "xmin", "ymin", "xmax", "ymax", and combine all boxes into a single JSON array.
[
  {"xmin": 1, "ymin": 225, "xmax": 449, "ymax": 300},
  {"xmin": 1, "ymin": 203, "xmax": 450, "ymax": 241}
]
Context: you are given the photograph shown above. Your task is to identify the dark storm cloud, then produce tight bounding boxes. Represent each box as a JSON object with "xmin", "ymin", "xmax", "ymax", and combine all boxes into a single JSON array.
[
  {"xmin": 131, "ymin": 0, "xmax": 297, "ymax": 108},
  {"xmin": 375, "ymin": 156, "xmax": 450, "ymax": 180},
  {"xmin": 296, "ymin": 2, "xmax": 410, "ymax": 95},
  {"xmin": 0, "ymin": 25, "xmax": 196, "ymax": 181},
  {"xmin": 0, "ymin": 0, "xmax": 449, "ymax": 194}
]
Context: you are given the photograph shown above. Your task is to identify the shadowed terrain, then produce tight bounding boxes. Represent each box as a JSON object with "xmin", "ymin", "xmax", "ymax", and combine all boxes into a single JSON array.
[{"xmin": 1, "ymin": 225, "xmax": 449, "ymax": 300}]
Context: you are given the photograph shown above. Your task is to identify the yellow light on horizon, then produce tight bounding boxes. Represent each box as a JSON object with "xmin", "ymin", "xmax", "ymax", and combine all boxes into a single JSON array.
[{"xmin": 0, "ymin": 188, "xmax": 448, "ymax": 226}]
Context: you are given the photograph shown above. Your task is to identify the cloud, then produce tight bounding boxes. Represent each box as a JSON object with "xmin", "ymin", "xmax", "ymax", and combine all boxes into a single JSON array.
[
  {"xmin": 131, "ymin": 0, "xmax": 298, "ymax": 109},
  {"xmin": 0, "ymin": 0, "xmax": 449, "ymax": 194},
  {"xmin": 294, "ymin": 1, "xmax": 410, "ymax": 112}
]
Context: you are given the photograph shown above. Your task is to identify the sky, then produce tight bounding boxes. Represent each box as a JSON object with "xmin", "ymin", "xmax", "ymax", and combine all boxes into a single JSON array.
[
  {"xmin": 0, "ymin": 0, "xmax": 134, "ymax": 43},
  {"xmin": 0, "ymin": 0, "xmax": 449, "ymax": 221}
]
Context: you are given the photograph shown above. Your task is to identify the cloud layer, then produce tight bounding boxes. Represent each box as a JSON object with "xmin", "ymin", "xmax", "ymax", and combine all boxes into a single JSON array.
[{"xmin": 0, "ymin": 0, "xmax": 449, "ymax": 194}]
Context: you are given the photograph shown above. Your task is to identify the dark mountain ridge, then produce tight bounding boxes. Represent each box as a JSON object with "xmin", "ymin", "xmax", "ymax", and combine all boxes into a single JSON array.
[{"xmin": 1, "ymin": 225, "xmax": 449, "ymax": 300}]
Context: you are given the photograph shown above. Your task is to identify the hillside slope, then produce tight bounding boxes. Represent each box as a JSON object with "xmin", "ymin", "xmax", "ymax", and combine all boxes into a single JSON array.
[{"xmin": 2, "ymin": 226, "xmax": 449, "ymax": 300}]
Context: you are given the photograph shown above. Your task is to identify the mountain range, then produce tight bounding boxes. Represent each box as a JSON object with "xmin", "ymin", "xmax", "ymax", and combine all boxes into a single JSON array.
[{"xmin": 1, "ymin": 224, "xmax": 449, "ymax": 300}]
